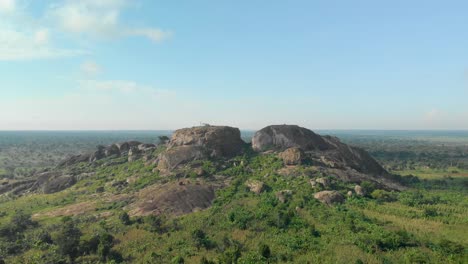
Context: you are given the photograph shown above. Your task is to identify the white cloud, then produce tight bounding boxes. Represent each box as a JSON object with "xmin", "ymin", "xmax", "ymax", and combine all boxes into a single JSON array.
[
  {"xmin": 424, "ymin": 109, "xmax": 441, "ymax": 122},
  {"xmin": 34, "ymin": 28, "xmax": 49, "ymax": 45},
  {"xmin": 128, "ymin": 28, "xmax": 173, "ymax": 43},
  {"xmin": 0, "ymin": 27, "xmax": 85, "ymax": 60},
  {"xmin": 51, "ymin": 0, "xmax": 122, "ymax": 36},
  {"xmin": 78, "ymin": 79, "xmax": 175, "ymax": 98},
  {"xmin": 49, "ymin": 0, "xmax": 171, "ymax": 42},
  {"xmin": 0, "ymin": 0, "xmax": 15, "ymax": 14},
  {"xmin": 80, "ymin": 61, "xmax": 102, "ymax": 76},
  {"xmin": 0, "ymin": 0, "xmax": 171, "ymax": 61}
]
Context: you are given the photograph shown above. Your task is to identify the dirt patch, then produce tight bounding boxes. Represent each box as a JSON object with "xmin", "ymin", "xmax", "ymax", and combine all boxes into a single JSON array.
[{"xmin": 33, "ymin": 201, "xmax": 96, "ymax": 218}]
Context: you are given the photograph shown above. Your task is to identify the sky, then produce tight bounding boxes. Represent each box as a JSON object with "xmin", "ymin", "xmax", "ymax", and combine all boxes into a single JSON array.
[{"xmin": 0, "ymin": 0, "xmax": 467, "ymax": 130}]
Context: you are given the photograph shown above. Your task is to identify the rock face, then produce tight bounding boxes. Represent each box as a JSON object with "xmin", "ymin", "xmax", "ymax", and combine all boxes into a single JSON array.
[
  {"xmin": 157, "ymin": 126, "xmax": 245, "ymax": 171},
  {"xmin": 168, "ymin": 126, "xmax": 245, "ymax": 158},
  {"xmin": 245, "ymin": 180, "xmax": 265, "ymax": 194},
  {"xmin": 253, "ymin": 125, "xmax": 388, "ymax": 177},
  {"xmin": 157, "ymin": 146, "xmax": 208, "ymax": 171},
  {"xmin": 314, "ymin": 191, "xmax": 345, "ymax": 206},
  {"xmin": 130, "ymin": 182, "xmax": 216, "ymax": 216},
  {"xmin": 252, "ymin": 125, "xmax": 330, "ymax": 152},
  {"xmin": 278, "ymin": 147, "xmax": 304, "ymax": 165},
  {"xmin": 59, "ymin": 141, "xmax": 144, "ymax": 166}
]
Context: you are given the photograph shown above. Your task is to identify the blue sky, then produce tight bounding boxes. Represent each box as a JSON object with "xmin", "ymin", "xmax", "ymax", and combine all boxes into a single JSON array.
[{"xmin": 0, "ymin": 0, "xmax": 467, "ymax": 130}]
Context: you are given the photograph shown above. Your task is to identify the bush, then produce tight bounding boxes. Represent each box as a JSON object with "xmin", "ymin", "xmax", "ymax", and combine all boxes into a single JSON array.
[
  {"xmin": 119, "ymin": 212, "xmax": 131, "ymax": 225},
  {"xmin": 192, "ymin": 229, "xmax": 215, "ymax": 249},
  {"xmin": 423, "ymin": 208, "xmax": 438, "ymax": 217},
  {"xmin": 370, "ymin": 190, "xmax": 397, "ymax": 202},
  {"xmin": 54, "ymin": 218, "xmax": 82, "ymax": 260},
  {"xmin": 259, "ymin": 243, "xmax": 271, "ymax": 259},
  {"xmin": 172, "ymin": 256, "xmax": 185, "ymax": 264},
  {"xmin": 360, "ymin": 181, "xmax": 376, "ymax": 195},
  {"xmin": 399, "ymin": 191, "xmax": 440, "ymax": 206},
  {"xmin": 11, "ymin": 211, "xmax": 36, "ymax": 232},
  {"xmin": 438, "ymin": 239, "xmax": 464, "ymax": 255}
]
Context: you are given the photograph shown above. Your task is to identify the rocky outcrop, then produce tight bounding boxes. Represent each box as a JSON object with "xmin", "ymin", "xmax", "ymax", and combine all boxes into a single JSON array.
[
  {"xmin": 157, "ymin": 146, "xmax": 208, "ymax": 171},
  {"xmin": 157, "ymin": 126, "xmax": 245, "ymax": 172},
  {"xmin": 252, "ymin": 125, "xmax": 330, "ymax": 152},
  {"xmin": 59, "ymin": 141, "xmax": 151, "ymax": 166},
  {"xmin": 278, "ymin": 147, "xmax": 304, "ymax": 165},
  {"xmin": 168, "ymin": 125, "xmax": 245, "ymax": 158},
  {"xmin": 129, "ymin": 181, "xmax": 216, "ymax": 216},
  {"xmin": 252, "ymin": 125, "xmax": 403, "ymax": 190},
  {"xmin": 276, "ymin": 190, "xmax": 293, "ymax": 203},
  {"xmin": 245, "ymin": 180, "xmax": 265, "ymax": 194},
  {"xmin": 311, "ymin": 177, "xmax": 331, "ymax": 188},
  {"xmin": 314, "ymin": 191, "xmax": 345, "ymax": 206},
  {"xmin": 42, "ymin": 175, "xmax": 76, "ymax": 194},
  {"xmin": 354, "ymin": 185, "xmax": 365, "ymax": 196}
]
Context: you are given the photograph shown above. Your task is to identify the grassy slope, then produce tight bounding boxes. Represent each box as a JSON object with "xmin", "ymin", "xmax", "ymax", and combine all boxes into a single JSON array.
[{"xmin": 0, "ymin": 157, "xmax": 467, "ymax": 263}]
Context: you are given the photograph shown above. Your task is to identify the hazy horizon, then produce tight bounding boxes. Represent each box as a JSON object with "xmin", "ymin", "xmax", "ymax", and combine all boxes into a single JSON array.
[{"xmin": 2, "ymin": 0, "xmax": 468, "ymax": 130}]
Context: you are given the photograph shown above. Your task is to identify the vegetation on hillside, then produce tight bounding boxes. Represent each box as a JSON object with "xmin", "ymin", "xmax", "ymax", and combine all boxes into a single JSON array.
[{"xmin": 0, "ymin": 132, "xmax": 467, "ymax": 263}]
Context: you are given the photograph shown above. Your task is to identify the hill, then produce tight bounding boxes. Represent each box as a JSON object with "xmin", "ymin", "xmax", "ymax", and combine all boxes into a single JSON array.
[{"xmin": 0, "ymin": 125, "xmax": 466, "ymax": 263}]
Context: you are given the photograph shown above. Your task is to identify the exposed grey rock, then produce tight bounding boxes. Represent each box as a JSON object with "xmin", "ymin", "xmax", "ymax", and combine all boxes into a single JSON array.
[
  {"xmin": 156, "ymin": 126, "xmax": 245, "ymax": 171},
  {"xmin": 245, "ymin": 180, "xmax": 265, "ymax": 194},
  {"xmin": 314, "ymin": 190, "xmax": 345, "ymax": 206},
  {"xmin": 355, "ymin": 185, "xmax": 365, "ymax": 196},
  {"xmin": 252, "ymin": 125, "xmax": 403, "ymax": 191},
  {"xmin": 276, "ymin": 190, "xmax": 293, "ymax": 203},
  {"xmin": 310, "ymin": 179, "xmax": 317, "ymax": 187},
  {"xmin": 42, "ymin": 175, "xmax": 76, "ymax": 194},
  {"xmin": 168, "ymin": 125, "xmax": 245, "ymax": 158},
  {"xmin": 138, "ymin": 143, "xmax": 156, "ymax": 151},
  {"xmin": 157, "ymin": 146, "xmax": 208, "ymax": 171},
  {"xmin": 128, "ymin": 146, "xmax": 142, "ymax": 162},
  {"xmin": 252, "ymin": 125, "xmax": 330, "ymax": 152},
  {"xmin": 104, "ymin": 144, "xmax": 121, "ymax": 157},
  {"xmin": 278, "ymin": 147, "xmax": 304, "ymax": 165},
  {"xmin": 316, "ymin": 177, "xmax": 331, "ymax": 188},
  {"xmin": 130, "ymin": 182, "xmax": 216, "ymax": 216},
  {"xmin": 253, "ymin": 125, "xmax": 386, "ymax": 176},
  {"xmin": 116, "ymin": 141, "xmax": 142, "ymax": 153}
]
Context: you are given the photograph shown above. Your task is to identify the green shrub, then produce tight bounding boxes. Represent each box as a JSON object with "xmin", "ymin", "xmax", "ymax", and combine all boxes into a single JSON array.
[
  {"xmin": 370, "ymin": 189, "xmax": 397, "ymax": 202},
  {"xmin": 259, "ymin": 243, "xmax": 271, "ymax": 259},
  {"xmin": 437, "ymin": 239, "xmax": 464, "ymax": 255},
  {"xmin": 172, "ymin": 256, "xmax": 185, "ymax": 264},
  {"xmin": 54, "ymin": 218, "xmax": 82, "ymax": 260},
  {"xmin": 360, "ymin": 181, "xmax": 376, "ymax": 195},
  {"xmin": 119, "ymin": 212, "xmax": 131, "ymax": 225}
]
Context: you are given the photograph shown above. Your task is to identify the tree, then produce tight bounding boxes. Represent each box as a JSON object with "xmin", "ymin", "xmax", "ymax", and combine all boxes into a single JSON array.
[
  {"xmin": 55, "ymin": 218, "xmax": 82, "ymax": 260},
  {"xmin": 11, "ymin": 210, "xmax": 36, "ymax": 232},
  {"xmin": 97, "ymin": 232, "xmax": 114, "ymax": 261},
  {"xmin": 259, "ymin": 244, "xmax": 271, "ymax": 259},
  {"xmin": 119, "ymin": 212, "xmax": 131, "ymax": 225},
  {"xmin": 158, "ymin": 136, "xmax": 170, "ymax": 144}
]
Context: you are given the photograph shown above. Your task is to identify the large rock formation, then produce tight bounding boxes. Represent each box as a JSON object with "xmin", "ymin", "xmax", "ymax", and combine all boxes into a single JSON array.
[
  {"xmin": 59, "ymin": 141, "xmax": 147, "ymax": 167},
  {"xmin": 252, "ymin": 125, "xmax": 330, "ymax": 152},
  {"xmin": 252, "ymin": 125, "xmax": 386, "ymax": 176},
  {"xmin": 157, "ymin": 126, "xmax": 245, "ymax": 171},
  {"xmin": 253, "ymin": 125, "xmax": 403, "ymax": 190},
  {"xmin": 168, "ymin": 125, "xmax": 245, "ymax": 158}
]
